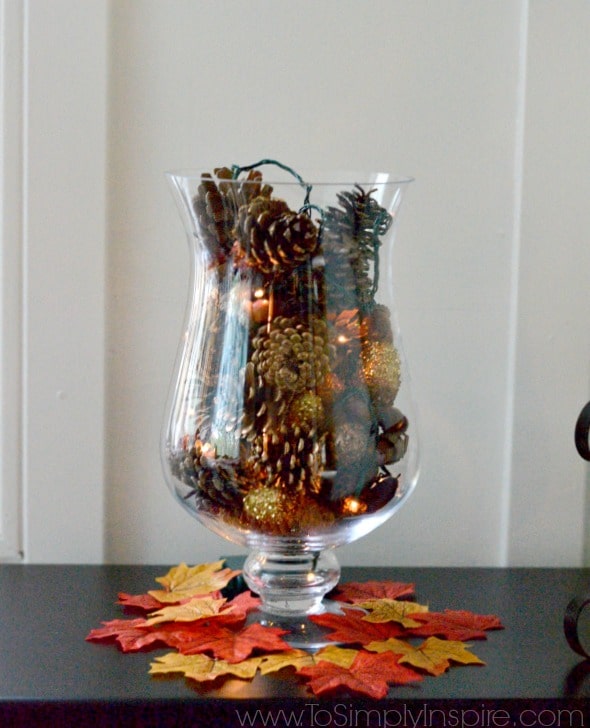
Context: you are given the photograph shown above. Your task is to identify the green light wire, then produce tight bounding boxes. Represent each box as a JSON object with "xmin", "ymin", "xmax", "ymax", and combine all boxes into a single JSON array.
[{"xmin": 231, "ymin": 159, "xmax": 313, "ymax": 208}]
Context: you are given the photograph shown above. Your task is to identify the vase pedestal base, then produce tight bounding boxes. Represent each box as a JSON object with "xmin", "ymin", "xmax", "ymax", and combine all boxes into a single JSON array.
[
  {"xmin": 242, "ymin": 550, "xmax": 343, "ymax": 649},
  {"xmin": 247, "ymin": 599, "xmax": 347, "ymax": 651}
]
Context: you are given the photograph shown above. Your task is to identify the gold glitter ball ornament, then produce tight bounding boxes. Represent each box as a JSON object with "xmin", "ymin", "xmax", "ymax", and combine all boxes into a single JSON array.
[
  {"xmin": 243, "ymin": 487, "xmax": 287, "ymax": 530},
  {"xmin": 242, "ymin": 486, "xmax": 334, "ymax": 534},
  {"xmin": 287, "ymin": 391, "xmax": 324, "ymax": 432},
  {"xmin": 361, "ymin": 341, "xmax": 401, "ymax": 403}
]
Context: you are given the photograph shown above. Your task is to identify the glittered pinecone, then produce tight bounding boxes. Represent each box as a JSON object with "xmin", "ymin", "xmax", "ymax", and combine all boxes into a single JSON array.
[
  {"xmin": 235, "ymin": 196, "xmax": 318, "ymax": 275},
  {"xmin": 251, "ymin": 316, "xmax": 331, "ymax": 394},
  {"xmin": 334, "ymin": 420, "xmax": 373, "ymax": 468},
  {"xmin": 328, "ymin": 419, "xmax": 379, "ymax": 501}
]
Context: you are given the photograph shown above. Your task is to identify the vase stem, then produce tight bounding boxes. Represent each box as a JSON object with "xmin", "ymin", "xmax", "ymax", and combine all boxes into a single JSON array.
[{"xmin": 243, "ymin": 550, "xmax": 340, "ymax": 616}]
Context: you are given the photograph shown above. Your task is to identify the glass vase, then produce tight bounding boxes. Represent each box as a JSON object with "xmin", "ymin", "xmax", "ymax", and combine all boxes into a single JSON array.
[{"xmin": 161, "ymin": 162, "xmax": 419, "ymax": 620}]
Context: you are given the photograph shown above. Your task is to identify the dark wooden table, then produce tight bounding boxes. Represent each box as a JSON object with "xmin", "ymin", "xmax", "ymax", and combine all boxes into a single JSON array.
[{"xmin": 0, "ymin": 564, "xmax": 589, "ymax": 726}]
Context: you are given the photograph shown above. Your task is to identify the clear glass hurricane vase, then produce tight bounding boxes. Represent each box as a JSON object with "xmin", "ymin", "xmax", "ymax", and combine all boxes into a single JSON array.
[{"xmin": 161, "ymin": 163, "xmax": 419, "ymax": 618}]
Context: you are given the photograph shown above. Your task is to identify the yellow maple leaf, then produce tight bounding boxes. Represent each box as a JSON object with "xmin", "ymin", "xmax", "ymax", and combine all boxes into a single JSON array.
[
  {"xmin": 149, "ymin": 652, "xmax": 262, "ymax": 682},
  {"xmin": 314, "ymin": 645, "xmax": 359, "ymax": 668},
  {"xmin": 144, "ymin": 596, "xmax": 229, "ymax": 626},
  {"xmin": 359, "ymin": 598, "xmax": 429, "ymax": 627},
  {"xmin": 366, "ymin": 636, "xmax": 484, "ymax": 676},
  {"xmin": 149, "ymin": 561, "xmax": 241, "ymax": 603},
  {"xmin": 259, "ymin": 649, "xmax": 315, "ymax": 675}
]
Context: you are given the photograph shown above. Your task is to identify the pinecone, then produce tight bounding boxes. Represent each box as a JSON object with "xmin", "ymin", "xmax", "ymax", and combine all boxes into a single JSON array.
[
  {"xmin": 179, "ymin": 436, "xmax": 248, "ymax": 509},
  {"xmin": 194, "ymin": 458, "xmax": 247, "ymax": 509},
  {"xmin": 251, "ymin": 316, "xmax": 331, "ymax": 394},
  {"xmin": 249, "ymin": 428, "xmax": 323, "ymax": 490},
  {"xmin": 235, "ymin": 196, "xmax": 319, "ymax": 275},
  {"xmin": 320, "ymin": 185, "xmax": 392, "ymax": 312},
  {"xmin": 192, "ymin": 168, "xmax": 235, "ymax": 259},
  {"xmin": 192, "ymin": 168, "xmax": 272, "ymax": 261}
]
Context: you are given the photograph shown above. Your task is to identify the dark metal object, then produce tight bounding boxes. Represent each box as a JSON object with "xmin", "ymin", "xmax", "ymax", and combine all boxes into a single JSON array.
[
  {"xmin": 575, "ymin": 400, "xmax": 590, "ymax": 461},
  {"xmin": 565, "ymin": 593, "xmax": 590, "ymax": 658},
  {"xmin": 564, "ymin": 401, "xmax": 590, "ymax": 659}
]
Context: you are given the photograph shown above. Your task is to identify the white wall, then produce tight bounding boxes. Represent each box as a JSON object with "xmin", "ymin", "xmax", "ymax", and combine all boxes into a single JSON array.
[{"xmin": 5, "ymin": 1, "xmax": 590, "ymax": 566}]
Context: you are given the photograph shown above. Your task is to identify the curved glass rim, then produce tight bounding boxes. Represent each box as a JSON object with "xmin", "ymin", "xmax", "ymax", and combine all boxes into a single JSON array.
[{"xmin": 165, "ymin": 169, "xmax": 414, "ymax": 186}]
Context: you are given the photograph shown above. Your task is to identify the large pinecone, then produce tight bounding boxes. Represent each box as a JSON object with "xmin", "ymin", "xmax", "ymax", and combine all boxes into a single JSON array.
[
  {"xmin": 192, "ymin": 168, "xmax": 272, "ymax": 261},
  {"xmin": 235, "ymin": 196, "xmax": 319, "ymax": 275},
  {"xmin": 320, "ymin": 185, "xmax": 392, "ymax": 311},
  {"xmin": 249, "ymin": 428, "xmax": 323, "ymax": 491},
  {"xmin": 178, "ymin": 437, "xmax": 247, "ymax": 510},
  {"xmin": 251, "ymin": 316, "xmax": 331, "ymax": 394}
]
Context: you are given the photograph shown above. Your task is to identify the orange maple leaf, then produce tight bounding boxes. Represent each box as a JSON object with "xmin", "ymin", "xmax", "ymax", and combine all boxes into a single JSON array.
[
  {"xmin": 225, "ymin": 590, "xmax": 261, "ymax": 617},
  {"xmin": 332, "ymin": 580, "xmax": 415, "ymax": 604},
  {"xmin": 407, "ymin": 610, "xmax": 504, "ymax": 641},
  {"xmin": 297, "ymin": 650, "xmax": 422, "ymax": 699},
  {"xmin": 310, "ymin": 608, "xmax": 405, "ymax": 644},
  {"xmin": 177, "ymin": 622, "xmax": 291, "ymax": 663}
]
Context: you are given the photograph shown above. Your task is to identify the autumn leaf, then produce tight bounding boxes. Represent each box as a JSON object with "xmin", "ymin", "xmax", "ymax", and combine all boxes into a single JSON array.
[
  {"xmin": 297, "ymin": 650, "xmax": 422, "ymax": 699},
  {"xmin": 314, "ymin": 645, "xmax": 359, "ymax": 668},
  {"xmin": 149, "ymin": 561, "xmax": 241, "ymax": 603},
  {"xmin": 332, "ymin": 580, "xmax": 415, "ymax": 604},
  {"xmin": 117, "ymin": 593, "xmax": 165, "ymax": 612},
  {"xmin": 366, "ymin": 636, "xmax": 484, "ymax": 676},
  {"xmin": 149, "ymin": 651, "xmax": 262, "ymax": 682},
  {"xmin": 310, "ymin": 608, "xmax": 406, "ymax": 644},
  {"xmin": 259, "ymin": 649, "xmax": 315, "ymax": 675},
  {"xmin": 225, "ymin": 590, "xmax": 261, "ymax": 617},
  {"xmin": 86, "ymin": 617, "xmax": 219, "ymax": 653},
  {"xmin": 407, "ymin": 610, "xmax": 504, "ymax": 641},
  {"xmin": 86, "ymin": 618, "xmax": 152, "ymax": 652},
  {"xmin": 87, "ymin": 561, "xmax": 505, "ymax": 702},
  {"xmin": 261, "ymin": 644, "xmax": 359, "ymax": 675},
  {"xmin": 177, "ymin": 622, "xmax": 291, "ymax": 663},
  {"xmin": 360, "ymin": 598, "xmax": 429, "ymax": 627},
  {"xmin": 145, "ymin": 596, "xmax": 230, "ymax": 626}
]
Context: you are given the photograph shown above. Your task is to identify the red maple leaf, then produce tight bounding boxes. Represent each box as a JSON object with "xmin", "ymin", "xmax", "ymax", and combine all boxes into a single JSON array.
[
  {"xmin": 86, "ymin": 618, "xmax": 166, "ymax": 652},
  {"xmin": 331, "ymin": 580, "xmax": 415, "ymax": 604},
  {"xmin": 310, "ymin": 609, "xmax": 406, "ymax": 644},
  {"xmin": 407, "ymin": 610, "xmax": 504, "ymax": 641},
  {"xmin": 117, "ymin": 593, "xmax": 164, "ymax": 612},
  {"xmin": 176, "ymin": 622, "xmax": 291, "ymax": 663},
  {"xmin": 298, "ymin": 650, "xmax": 422, "ymax": 699},
  {"xmin": 86, "ymin": 610, "xmax": 252, "ymax": 653},
  {"xmin": 225, "ymin": 590, "xmax": 261, "ymax": 617}
]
